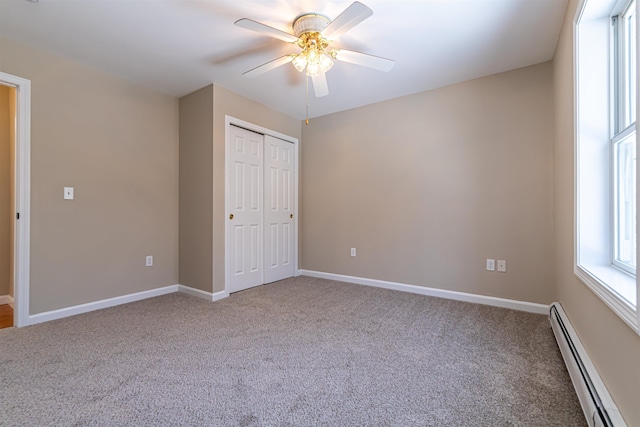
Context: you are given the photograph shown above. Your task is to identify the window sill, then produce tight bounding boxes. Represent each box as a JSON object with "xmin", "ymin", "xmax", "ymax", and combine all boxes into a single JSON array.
[{"xmin": 575, "ymin": 263, "xmax": 639, "ymax": 334}]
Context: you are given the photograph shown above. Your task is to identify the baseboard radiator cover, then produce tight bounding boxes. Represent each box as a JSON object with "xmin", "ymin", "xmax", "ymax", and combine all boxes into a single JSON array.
[{"xmin": 549, "ymin": 302, "xmax": 626, "ymax": 427}]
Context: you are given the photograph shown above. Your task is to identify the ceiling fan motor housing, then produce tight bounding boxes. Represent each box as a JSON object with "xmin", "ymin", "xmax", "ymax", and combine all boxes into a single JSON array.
[{"xmin": 293, "ymin": 14, "xmax": 330, "ymax": 37}]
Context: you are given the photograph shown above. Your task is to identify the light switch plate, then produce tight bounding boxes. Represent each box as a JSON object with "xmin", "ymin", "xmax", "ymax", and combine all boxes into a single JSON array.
[{"xmin": 64, "ymin": 187, "xmax": 74, "ymax": 200}]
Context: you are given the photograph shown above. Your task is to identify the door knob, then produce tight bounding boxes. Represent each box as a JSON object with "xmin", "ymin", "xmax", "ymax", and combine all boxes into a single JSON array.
[
  {"xmin": 229, "ymin": 214, "xmax": 234, "ymax": 220},
  {"xmin": 290, "ymin": 214, "xmax": 293, "ymax": 219}
]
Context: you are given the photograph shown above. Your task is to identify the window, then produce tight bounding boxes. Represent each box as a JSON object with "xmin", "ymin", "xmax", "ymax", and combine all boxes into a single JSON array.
[
  {"xmin": 612, "ymin": 0, "xmax": 637, "ymax": 275},
  {"xmin": 575, "ymin": 0, "xmax": 639, "ymax": 333}
]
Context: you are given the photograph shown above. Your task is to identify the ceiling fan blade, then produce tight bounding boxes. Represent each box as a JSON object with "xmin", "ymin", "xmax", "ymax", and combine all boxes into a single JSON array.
[
  {"xmin": 333, "ymin": 49, "xmax": 394, "ymax": 72},
  {"xmin": 243, "ymin": 55, "xmax": 293, "ymax": 78},
  {"xmin": 235, "ymin": 18, "xmax": 299, "ymax": 43},
  {"xmin": 322, "ymin": 1, "xmax": 373, "ymax": 40},
  {"xmin": 311, "ymin": 72, "xmax": 329, "ymax": 97}
]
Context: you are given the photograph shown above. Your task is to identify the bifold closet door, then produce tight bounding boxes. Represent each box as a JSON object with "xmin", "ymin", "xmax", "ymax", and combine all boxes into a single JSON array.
[
  {"xmin": 263, "ymin": 135, "xmax": 295, "ymax": 284},
  {"xmin": 228, "ymin": 125, "xmax": 264, "ymax": 293}
]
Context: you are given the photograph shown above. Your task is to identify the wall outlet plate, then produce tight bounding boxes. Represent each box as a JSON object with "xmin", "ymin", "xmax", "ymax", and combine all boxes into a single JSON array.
[
  {"xmin": 63, "ymin": 187, "xmax": 74, "ymax": 200},
  {"xmin": 497, "ymin": 260, "xmax": 507, "ymax": 272},
  {"xmin": 486, "ymin": 259, "xmax": 495, "ymax": 271}
]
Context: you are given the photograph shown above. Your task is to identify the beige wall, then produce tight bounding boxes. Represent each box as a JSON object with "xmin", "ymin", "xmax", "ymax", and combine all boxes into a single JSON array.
[
  {"xmin": 552, "ymin": 1, "xmax": 640, "ymax": 425},
  {"xmin": 179, "ymin": 85, "xmax": 214, "ymax": 292},
  {"xmin": 212, "ymin": 84, "xmax": 301, "ymax": 293},
  {"xmin": 0, "ymin": 85, "xmax": 10, "ymax": 296},
  {"xmin": 301, "ymin": 63, "xmax": 555, "ymax": 304},
  {"xmin": 0, "ymin": 37, "xmax": 179, "ymax": 314}
]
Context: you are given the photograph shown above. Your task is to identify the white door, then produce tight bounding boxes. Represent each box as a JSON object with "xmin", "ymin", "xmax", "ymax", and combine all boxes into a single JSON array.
[
  {"xmin": 263, "ymin": 135, "xmax": 295, "ymax": 283},
  {"xmin": 228, "ymin": 125, "xmax": 264, "ymax": 293}
]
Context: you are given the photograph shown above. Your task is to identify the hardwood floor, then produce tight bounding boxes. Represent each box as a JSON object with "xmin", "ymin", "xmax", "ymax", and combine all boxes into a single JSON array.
[{"xmin": 0, "ymin": 304, "xmax": 14, "ymax": 329}]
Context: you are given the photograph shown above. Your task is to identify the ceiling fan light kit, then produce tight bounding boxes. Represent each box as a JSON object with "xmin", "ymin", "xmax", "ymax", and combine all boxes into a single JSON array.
[{"xmin": 290, "ymin": 14, "xmax": 334, "ymax": 77}]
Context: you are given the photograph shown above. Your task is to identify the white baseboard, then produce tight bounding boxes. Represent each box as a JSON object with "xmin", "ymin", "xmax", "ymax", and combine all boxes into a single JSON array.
[
  {"xmin": 28, "ymin": 285, "xmax": 180, "ymax": 326},
  {"xmin": 20, "ymin": 271, "xmax": 543, "ymax": 327},
  {"xmin": 23, "ymin": 284, "xmax": 230, "ymax": 327},
  {"xmin": 212, "ymin": 290, "xmax": 229, "ymax": 301},
  {"xmin": 177, "ymin": 285, "xmax": 229, "ymax": 302},
  {"xmin": 178, "ymin": 284, "xmax": 214, "ymax": 300},
  {"xmin": 298, "ymin": 269, "xmax": 549, "ymax": 314},
  {"xmin": 0, "ymin": 295, "xmax": 14, "ymax": 306}
]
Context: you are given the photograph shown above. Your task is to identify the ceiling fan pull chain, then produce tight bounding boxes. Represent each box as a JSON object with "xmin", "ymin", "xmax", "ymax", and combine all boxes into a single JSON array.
[{"xmin": 305, "ymin": 75, "xmax": 310, "ymax": 125}]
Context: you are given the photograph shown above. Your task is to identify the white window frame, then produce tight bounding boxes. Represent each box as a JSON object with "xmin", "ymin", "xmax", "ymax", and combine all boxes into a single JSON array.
[
  {"xmin": 611, "ymin": 0, "xmax": 637, "ymax": 275},
  {"xmin": 575, "ymin": 0, "xmax": 640, "ymax": 334}
]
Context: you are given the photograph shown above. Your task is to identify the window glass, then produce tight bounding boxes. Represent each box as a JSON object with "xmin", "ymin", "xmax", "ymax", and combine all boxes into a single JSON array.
[
  {"xmin": 612, "ymin": 0, "xmax": 637, "ymax": 276},
  {"xmin": 622, "ymin": 1, "xmax": 636, "ymax": 129},
  {"xmin": 614, "ymin": 131, "xmax": 637, "ymax": 272}
]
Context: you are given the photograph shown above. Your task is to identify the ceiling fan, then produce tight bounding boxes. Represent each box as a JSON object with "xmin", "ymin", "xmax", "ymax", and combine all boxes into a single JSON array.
[{"xmin": 234, "ymin": 1, "xmax": 394, "ymax": 98}]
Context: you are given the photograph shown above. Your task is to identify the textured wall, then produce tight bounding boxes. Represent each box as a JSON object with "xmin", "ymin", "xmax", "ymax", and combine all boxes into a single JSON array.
[
  {"xmin": 301, "ymin": 63, "xmax": 555, "ymax": 305},
  {"xmin": 0, "ymin": 37, "xmax": 179, "ymax": 314},
  {"xmin": 552, "ymin": 1, "xmax": 640, "ymax": 425}
]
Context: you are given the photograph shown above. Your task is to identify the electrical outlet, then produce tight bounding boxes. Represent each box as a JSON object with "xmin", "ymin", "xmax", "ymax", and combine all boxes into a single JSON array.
[
  {"xmin": 63, "ymin": 187, "xmax": 74, "ymax": 200},
  {"xmin": 146, "ymin": 255, "xmax": 153, "ymax": 267},
  {"xmin": 497, "ymin": 260, "xmax": 507, "ymax": 272},
  {"xmin": 351, "ymin": 248, "xmax": 356, "ymax": 257},
  {"xmin": 486, "ymin": 259, "xmax": 495, "ymax": 271}
]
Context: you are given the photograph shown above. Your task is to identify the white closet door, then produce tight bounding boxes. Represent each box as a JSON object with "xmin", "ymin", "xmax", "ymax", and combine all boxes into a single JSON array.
[
  {"xmin": 263, "ymin": 135, "xmax": 295, "ymax": 283},
  {"xmin": 228, "ymin": 125, "xmax": 264, "ymax": 293}
]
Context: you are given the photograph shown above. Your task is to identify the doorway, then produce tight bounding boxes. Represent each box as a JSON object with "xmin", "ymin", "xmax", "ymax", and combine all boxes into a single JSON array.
[
  {"xmin": 0, "ymin": 84, "xmax": 15, "ymax": 328},
  {"xmin": 0, "ymin": 72, "xmax": 31, "ymax": 328},
  {"xmin": 225, "ymin": 118, "xmax": 298, "ymax": 294}
]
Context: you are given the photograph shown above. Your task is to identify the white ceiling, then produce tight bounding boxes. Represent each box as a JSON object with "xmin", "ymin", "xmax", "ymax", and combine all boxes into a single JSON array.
[{"xmin": 0, "ymin": 0, "xmax": 568, "ymax": 120}]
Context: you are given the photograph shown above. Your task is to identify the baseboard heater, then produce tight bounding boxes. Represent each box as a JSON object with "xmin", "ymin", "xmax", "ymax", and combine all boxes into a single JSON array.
[{"xmin": 549, "ymin": 303, "xmax": 626, "ymax": 427}]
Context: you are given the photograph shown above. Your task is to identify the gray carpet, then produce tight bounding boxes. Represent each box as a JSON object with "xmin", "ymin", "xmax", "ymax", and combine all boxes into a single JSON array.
[{"xmin": 0, "ymin": 276, "xmax": 585, "ymax": 426}]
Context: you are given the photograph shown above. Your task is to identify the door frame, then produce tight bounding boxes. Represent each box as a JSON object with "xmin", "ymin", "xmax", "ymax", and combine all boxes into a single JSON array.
[
  {"xmin": 0, "ymin": 72, "xmax": 31, "ymax": 327},
  {"xmin": 224, "ymin": 116, "xmax": 299, "ymax": 295}
]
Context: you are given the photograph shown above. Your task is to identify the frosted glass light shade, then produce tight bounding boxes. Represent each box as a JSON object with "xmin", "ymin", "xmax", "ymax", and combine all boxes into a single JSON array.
[
  {"xmin": 292, "ymin": 55, "xmax": 307, "ymax": 72},
  {"xmin": 306, "ymin": 62, "xmax": 319, "ymax": 76},
  {"xmin": 319, "ymin": 54, "xmax": 333, "ymax": 72}
]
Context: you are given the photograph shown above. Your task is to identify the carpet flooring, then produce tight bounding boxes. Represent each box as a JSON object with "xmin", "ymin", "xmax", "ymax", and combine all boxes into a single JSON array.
[{"xmin": 0, "ymin": 276, "xmax": 585, "ymax": 426}]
